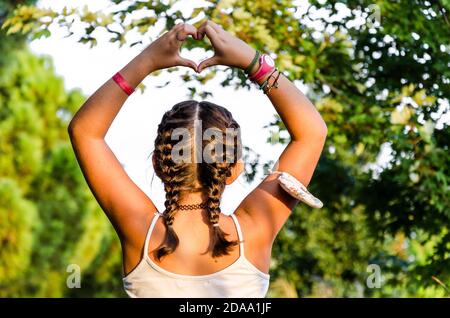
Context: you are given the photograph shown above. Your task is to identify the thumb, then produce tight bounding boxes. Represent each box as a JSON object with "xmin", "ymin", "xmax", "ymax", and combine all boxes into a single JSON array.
[
  {"xmin": 197, "ymin": 56, "xmax": 220, "ymax": 73},
  {"xmin": 177, "ymin": 57, "xmax": 198, "ymax": 72}
]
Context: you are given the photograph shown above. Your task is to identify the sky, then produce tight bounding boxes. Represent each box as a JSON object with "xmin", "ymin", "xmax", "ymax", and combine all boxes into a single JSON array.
[
  {"xmin": 29, "ymin": 0, "xmax": 288, "ymax": 214},
  {"xmin": 30, "ymin": 0, "xmax": 446, "ymax": 214}
]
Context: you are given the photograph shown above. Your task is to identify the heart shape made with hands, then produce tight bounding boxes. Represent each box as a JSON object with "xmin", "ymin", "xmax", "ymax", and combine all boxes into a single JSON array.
[
  {"xmin": 172, "ymin": 22, "xmax": 224, "ymax": 74},
  {"xmin": 166, "ymin": 21, "xmax": 255, "ymax": 74}
]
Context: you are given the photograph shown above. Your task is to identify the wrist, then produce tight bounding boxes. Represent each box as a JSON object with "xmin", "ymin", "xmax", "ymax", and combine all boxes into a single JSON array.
[
  {"xmin": 138, "ymin": 49, "xmax": 157, "ymax": 74},
  {"xmin": 248, "ymin": 59, "xmax": 260, "ymax": 75},
  {"xmin": 240, "ymin": 47, "xmax": 258, "ymax": 71},
  {"xmin": 254, "ymin": 67, "xmax": 272, "ymax": 86},
  {"xmin": 249, "ymin": 54, "xmax": 275, "ymax": 82}
]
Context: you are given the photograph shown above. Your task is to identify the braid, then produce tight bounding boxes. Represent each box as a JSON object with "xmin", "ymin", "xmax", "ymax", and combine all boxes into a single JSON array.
[
  {"xmin": 152, "ymin": 100, "xmax": 242, "ymax": 260},
  {"xmin": 204, "ymin": 162, "xmax": 238, "ymax": 257},
  {"xmin": 198, "ymin": 101, "xmax": 241, "ymax": 258},
  {"xmin": 154, "ymin": 125, "xmax": 183, "ymax": 261},
  {"xmin": 156, "ymin": 180, "xmax": 180, "ymax": 260}
]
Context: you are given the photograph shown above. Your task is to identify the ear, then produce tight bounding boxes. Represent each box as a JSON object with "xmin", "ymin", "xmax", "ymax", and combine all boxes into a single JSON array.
[{"xmin": 225, "ymin": 159, "xmax": 244, "ymax": 185}]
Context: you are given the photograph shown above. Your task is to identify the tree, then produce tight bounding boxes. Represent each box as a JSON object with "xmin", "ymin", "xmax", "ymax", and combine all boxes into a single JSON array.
[
  {"xmin": 2, "ymin": 0, "xmax": 449, "ymax": 296},
  {"xmin": 0, "ymin": 1, "xmax": 125, "ymax": 297},
  {"xmin": 0, "ymin": 47, "xmax": 127, "ymax": 297}
]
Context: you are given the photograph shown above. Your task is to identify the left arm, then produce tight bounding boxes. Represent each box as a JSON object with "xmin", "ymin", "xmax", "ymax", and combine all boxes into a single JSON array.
[{"xmin": 68, "ymin": 23, "xmax": 197, "ymax": 247}]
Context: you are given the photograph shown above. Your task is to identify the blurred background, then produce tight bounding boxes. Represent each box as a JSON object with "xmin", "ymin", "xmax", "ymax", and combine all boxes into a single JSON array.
[{"xmin": 0, "ymin": 0, "xmax": 449, "ymax": 297}]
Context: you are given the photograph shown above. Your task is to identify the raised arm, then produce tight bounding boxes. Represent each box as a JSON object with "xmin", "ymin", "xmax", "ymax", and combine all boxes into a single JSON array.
[
  {"xmin": 68, "ymin": 23, "xmax": 198, "ymax": 246},
  {"xmin": 196, "ymin": 21, "xmax": 328, "ymax": 243},
  {"xmin": 245, "ymin": 60, "xmax": 328, "ymax": 239}
]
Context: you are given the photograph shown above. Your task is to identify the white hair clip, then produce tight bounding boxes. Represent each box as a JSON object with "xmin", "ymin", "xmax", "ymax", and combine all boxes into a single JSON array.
[{"xmin": 270, "ymin": 170, "xmax": 323, "ymax": 209}]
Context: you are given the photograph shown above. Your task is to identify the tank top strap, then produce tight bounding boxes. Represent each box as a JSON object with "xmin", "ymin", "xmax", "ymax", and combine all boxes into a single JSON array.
[
  {"xmin": 230, "ymin": 213, "xmax": 245, "ymax": 256},
  {"xmin": 143, "ymin": 211, "xmax": 162, "ymax": 258}
]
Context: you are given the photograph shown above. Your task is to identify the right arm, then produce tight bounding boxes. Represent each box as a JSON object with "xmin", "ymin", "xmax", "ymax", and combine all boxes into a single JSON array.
[
  {"xmin": 196, "ymin": 21, "xmax": 328, "ymax": 243},
  {"xmin": 243, "ymin": 59, "xmax": 328, "ymax": 240}
]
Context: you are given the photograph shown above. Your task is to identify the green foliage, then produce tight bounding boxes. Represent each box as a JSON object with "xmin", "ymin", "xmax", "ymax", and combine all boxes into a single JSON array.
[
  {"xmin": 1, "ymin": 0, "xmax": 449, "ymax": 297},
  {"xmin": 0, "ymin": 179, "xmax": 37, "ymax": 286},
  {"xmin": 0, "ymin": 45, "xmax": 123, "ymax": 296}
]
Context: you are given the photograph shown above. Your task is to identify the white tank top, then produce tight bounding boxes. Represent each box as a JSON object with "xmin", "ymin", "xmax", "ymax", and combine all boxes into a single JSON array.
[{"xmin": 123, "ymin": 212, "xmax": 270, "ymax": 298}]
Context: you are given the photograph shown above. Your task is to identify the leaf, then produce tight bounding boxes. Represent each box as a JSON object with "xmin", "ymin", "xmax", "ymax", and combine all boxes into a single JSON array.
[
  {"xmin": 418, "ymin": 120, "xmax": 435, "ymax": 143},
  {"xmin": 355, "ymin": 142, "xmax": 365, "ymax": 156},
  {"xmin": 409, "ymin": 172, "xmax": 420, "ymax": 183},
  {"xmin": 413, "ymin": 89, "xmax": 436, "ymax": 106},
  {"xmin": 5, "ymin": 22, "xmax": 23, "ymax": 35},
  {"xmin": 32, "ymin": 29, "xmax": 51, "ymax": 40},
  {"xmin": 390, "ymin": 106, "xmax": 412, "ymax": 125}
]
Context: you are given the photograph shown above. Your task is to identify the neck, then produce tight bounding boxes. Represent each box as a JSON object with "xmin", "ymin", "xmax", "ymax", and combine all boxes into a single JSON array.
[
  {"xmin": 177, "ymin": 191, "xmax": 206, "ymax": 206},
  {"xmin": 173, "ymin": 191, "xmax": 215, "ymax": 224}
]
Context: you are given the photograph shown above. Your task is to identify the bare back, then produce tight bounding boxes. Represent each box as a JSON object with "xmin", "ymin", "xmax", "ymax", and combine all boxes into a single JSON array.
[{"xmin": 122, "ymin": 207, "xmax": 270, "ymax": 277}]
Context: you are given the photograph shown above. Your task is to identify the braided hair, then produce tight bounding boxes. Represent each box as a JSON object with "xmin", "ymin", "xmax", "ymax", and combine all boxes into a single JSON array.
[{"xmin": 153, "ymin": 100, "xmax": 242, "ymax": 260}]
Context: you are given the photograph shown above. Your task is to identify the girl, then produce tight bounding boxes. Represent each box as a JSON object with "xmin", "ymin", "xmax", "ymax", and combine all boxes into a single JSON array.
[{"xmin": 68, "ymin": 20, "xmax": 328, "ymax": 298}]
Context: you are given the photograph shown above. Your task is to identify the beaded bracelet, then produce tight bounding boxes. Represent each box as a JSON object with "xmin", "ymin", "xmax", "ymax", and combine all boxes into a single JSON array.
[
  {"xmin": 259, "ymin": 68, "xmax": 278, "ymax": 92},
  {"xmin": 264, "ymin": 69, "xmax": 281, "ymax": 94},
  {"xmin": 244, "ymin": 50, "xmax": 281, "ymax": 94},
  {"xmin": 260, "ymin": 69, "xmax": 281, "ymax": 94},
  {"xmin": 259, "ymin": 68, "xmax": 277, "ymax": 91}
]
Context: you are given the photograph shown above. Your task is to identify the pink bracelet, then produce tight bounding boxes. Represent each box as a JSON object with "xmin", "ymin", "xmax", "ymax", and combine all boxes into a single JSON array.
[
  {"xmin": 112, "ymin": 72, "xmax": 135, "ymax": 96},
  {"xmin": 249, "ymin": 54, "xmax": 276, "ymax": 82}
]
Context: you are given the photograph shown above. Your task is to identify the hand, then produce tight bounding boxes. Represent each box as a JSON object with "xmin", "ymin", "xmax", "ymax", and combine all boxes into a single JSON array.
[
  {"xmin": 142, "ymin": 23, "xmax": 198, "ymax": 72},
  {"xmin": 196, "ymin": 20, "xmax": 256, "ymax": 73}
]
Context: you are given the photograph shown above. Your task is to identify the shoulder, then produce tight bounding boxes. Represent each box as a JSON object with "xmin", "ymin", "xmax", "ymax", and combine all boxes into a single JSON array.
[{"xmin": 234, "ymin": 173, "xmax": 299, "ymax": 243}]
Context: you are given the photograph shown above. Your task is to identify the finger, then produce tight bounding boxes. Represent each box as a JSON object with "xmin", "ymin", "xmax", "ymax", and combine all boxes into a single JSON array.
[
  {"xmin": 171, "ymin": 22, "xmax": 187, "ymax": 31},
  {"xmin": 197, "ymin": 20, "xmax": 223, "ymax": 35},
  {"xmin": 204, "ymin": 20, "xmax": 224, "ymax": 33},
  {"xmin": 177, "ymin": 57, "xmax": 198, "ymax": 72},
  {"xmin": 197, "ymin": 24, "xmax": 220, "ymax": 45},
  {"xmin": 197, "ymin": 56, "xmax": 220, "ymax": 73},
  {"xmin": 172, "ymin": 23, "xmax": 198, "ymax": 41},
  {"xmin": 170, "ymin": 22, "xmax": 185, "ymax": 35}
]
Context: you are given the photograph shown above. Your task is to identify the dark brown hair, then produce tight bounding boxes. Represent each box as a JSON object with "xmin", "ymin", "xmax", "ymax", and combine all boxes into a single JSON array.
[{"xmin": 153, "ymin": 100, "xmax": 242, "ymax": 260}]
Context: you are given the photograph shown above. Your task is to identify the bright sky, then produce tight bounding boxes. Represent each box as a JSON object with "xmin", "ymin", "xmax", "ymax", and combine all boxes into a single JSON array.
[
  {"xmin": 29, "ymin": 0, "xmax": 287, "ymax": 214},
  {"xmin": 31, "ymin": 1, "xmax": 447, "ymax": 213}
]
